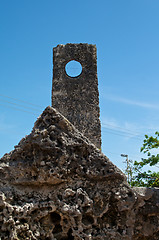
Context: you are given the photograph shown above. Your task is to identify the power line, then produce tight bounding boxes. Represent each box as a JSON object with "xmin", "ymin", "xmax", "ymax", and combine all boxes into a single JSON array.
[
  {"xmin": 102, "ymin": 126, "xmax": 143, "ymax": 138},
  {"xmin": 0, "ymin": 93, "xmax": 157, "ymax": 141},
  {"xmin": 0, "ymin": 103, "xmax": 39, "ymax": 116},
  {"xmin": 102, "ymin": 128, "xmax": 143, "ymax": 140},
  {"xmin": 0, "ymin": 92, "xmax": 158, "ymax": 132},
  {"xmin": 102, "ymin": 122, "xmax": 158, "ymax": 136},
  {"xmin": 0, "ymin": 93, "xmax": 43, "ymax": 109},
  {"xmin": 0, "ymin": 104, "xmax": 143, "ymax": 140},
  {"xmin": 0, "ymin": 100, "xmax": 146, "ymax": 162},
  {"xmin": 0, "ymin": 99, "xmax": 42, "ymax": 112},
  {"xmin": 0, "ymin": 101, "xmax": 143, "ymax": 140},
  {"xmin": 102, "ymin": 122, "xmax": 143, "ymax": 136}
]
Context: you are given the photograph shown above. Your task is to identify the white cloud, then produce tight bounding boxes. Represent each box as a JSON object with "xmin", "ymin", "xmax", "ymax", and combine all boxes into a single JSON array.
[
  {"xmin": 104, "ymin": 94, "xmax": 159, "ymax": 110},
  {"xmin": 101, "ymin": 116, "xmax": 159, "ymax": 142},
  {"xmin": 101, "ymin": 117, "xmax": 143, "ymax": 135},
  {"xmin": 101, "ymin": 117, "xmax": 119, "ymax": 129}
]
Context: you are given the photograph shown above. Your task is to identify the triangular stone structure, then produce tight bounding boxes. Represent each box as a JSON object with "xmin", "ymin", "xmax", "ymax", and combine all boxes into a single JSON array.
[{"xmin": 0, "ymin": 106, "xmax": 159, "ymax": 239}]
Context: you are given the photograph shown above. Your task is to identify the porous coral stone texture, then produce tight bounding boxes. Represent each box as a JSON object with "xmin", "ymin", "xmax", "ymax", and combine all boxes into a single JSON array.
[
  {"xmin": 0, "ymin": 107, "xmax": 159, "ymax": 239},
  {"xmin": 52, "ymin": 44, "xmax": 101, "ymax": 149}
]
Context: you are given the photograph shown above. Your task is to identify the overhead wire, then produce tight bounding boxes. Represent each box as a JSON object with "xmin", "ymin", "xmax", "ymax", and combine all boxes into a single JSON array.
[
  {"xmin": 0, "ymin": 103, "xmax": 39, "ymax": 116},
  {"xmin": 101, "ymin": 122, "xmax": 143, "ymax": 135},
  {"xmin": 0, "ymin": 93, "xmax": 44, "ymax": 116},
  {"xmin": 0, "ymin": 93, "xmax": 157, "ymax": 141},
  {"xmin": 0, "ymin": 99, "xmax": 43, "ymax": 112},
  {"xmin": 102, "ymin": 122, "xmax": 158, "ymax": 136},
  {"xmin": 0, "ymin": 93, "xmax": 153, "ymax": 162},
  {"xmin": 102, "ymin": 127, "xmax": 143, "ymax": 140},
  {"xmin": 0, "ymin": 93, "xmax": 43, "ymax": 109},
  {"xmin": 0, "ymin": 100, "xmax": 143, "ymax": 140},
  {"xmin": 102, "ymin": 125, "xmax": 142, "ymax": 137},
  {"xmin": 0, "ymin": 106, "xmax": 144, "ymax": 140}
]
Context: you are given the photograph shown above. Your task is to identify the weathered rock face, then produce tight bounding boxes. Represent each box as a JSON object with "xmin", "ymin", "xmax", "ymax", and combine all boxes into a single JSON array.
[
  {"xmin": 52, "ymin": 43, "xmax": 101, "ymax": 149},
  {"xmin": 0, "ymin": 106, "xmax": 159, "ymax": 240}
]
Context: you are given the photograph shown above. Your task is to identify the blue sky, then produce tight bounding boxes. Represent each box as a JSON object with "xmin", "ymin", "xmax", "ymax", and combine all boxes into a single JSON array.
[{"xmin": 0, "ymin": 0, "xmax": 159, "ymax": 171}]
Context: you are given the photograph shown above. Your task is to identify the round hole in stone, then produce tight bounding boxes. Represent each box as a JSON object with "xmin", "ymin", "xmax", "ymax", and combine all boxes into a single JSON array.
[{"xmin": 65, "ymin": 60, "xmax": 82, "ymax": 77}]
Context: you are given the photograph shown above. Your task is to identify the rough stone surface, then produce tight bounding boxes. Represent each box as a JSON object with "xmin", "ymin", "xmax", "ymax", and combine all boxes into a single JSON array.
[
  {"xmin": 0, "ymin": 106, "xmax": 159, "ymax": 240},
  {"xmin": 52, "ymin": 43, "xmax": 101, "ymax": 149}
]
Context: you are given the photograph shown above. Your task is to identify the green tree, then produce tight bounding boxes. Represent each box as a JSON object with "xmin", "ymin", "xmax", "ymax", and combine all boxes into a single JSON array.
[{"xmin": 130, "ymin": 132, "xmax": 159, "ymax": 187}]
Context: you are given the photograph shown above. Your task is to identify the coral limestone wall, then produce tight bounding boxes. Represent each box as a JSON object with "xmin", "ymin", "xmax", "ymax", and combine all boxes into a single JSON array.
[
  {"xmin": 52, "ymin": 44, "xmax": 101, "ymax": 149},
  {"xmin": 0, "ymin": 107, "xmax": 159, "ymax": 240}
]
